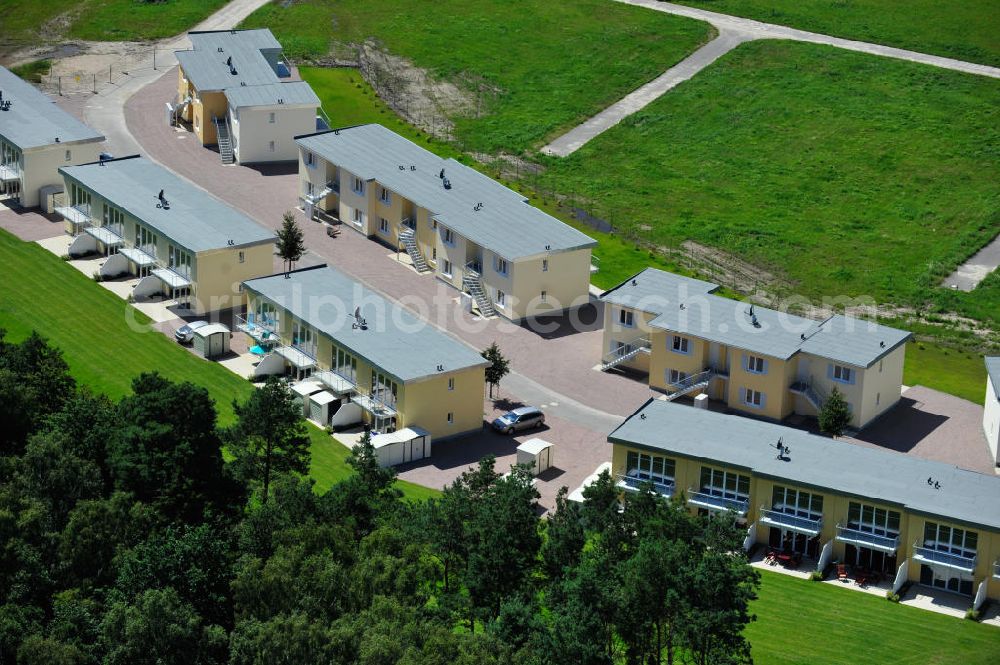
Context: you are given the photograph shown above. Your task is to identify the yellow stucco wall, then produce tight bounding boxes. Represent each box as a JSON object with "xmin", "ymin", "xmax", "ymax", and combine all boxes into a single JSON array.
[
  {"xmin": 191, "ymin": 91, "xmax": 228, "ymax": 145},
  {"xmin": 507, "ymin": 248, "xmax": 592, "ymax": 320},
  {"xmin": 396, "ymin": 366, "xmax": 486, "ymax": 439},
  {"xmin": 611, "ymin": 442, "xmax": 1000, "ymax": 601},
  {"xmin": 191, "ymin": 243, "xmax": 274, "ymax": 314}
]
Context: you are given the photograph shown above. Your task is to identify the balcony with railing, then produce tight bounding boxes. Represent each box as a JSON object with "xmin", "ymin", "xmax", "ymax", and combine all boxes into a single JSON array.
[
  {"xmin": 616, "ymin": 473, "xmax": 675, "ymax": 498},
  {"xmin": 274, "ymin": 344, "xmax": 318, "ymax": 371},
  {"xmin": 993, "ymin": 560, "xmax": 1000, "ymax": 580},
  {"xmin": 600, "ymin": 335, "xmax": 651, "ymax": 371},
  {"xmin": 758, "ymin": 507, "xmax": 823, "ymax": 536},
  {"xmin": 303, "ymin": 179, "xmax": 340, "ymax": 205},
  {"xmin": 0, "ymin": 162, "xmax": 20, "ymax": 183},
  {"xmin": 834, "ymin": 524, "xmax": 900, "ymax": 553},
  {"xmin": 56, "ymin": 201, "xmax": 92, "ymax": 230},
  {"xmin": 350, "ymin": 390, "xmax": 398, "ymax": 418},
  {"xmin": 912, "ymin": 545, "xmax": 977, "ymax": 573},
  {"xmin": 236, "ymin": 314, "xmax": 279, "ymax": 344},
  {"xmin": 314, "ymin": 368, "xmax": 357, "ymax": 395},
  {"xmin": 83, "ymin": 224, "xmax": 124, "ymax": 248},
  {"xmin": 687, "ymin": 489, "xmax": 749, "ymax": 516}
]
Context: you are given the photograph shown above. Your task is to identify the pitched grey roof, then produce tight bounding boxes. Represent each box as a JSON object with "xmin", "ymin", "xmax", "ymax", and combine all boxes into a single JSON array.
[
  {"xmin": 987, "ymin": 357, "xmax": 1000, "ymax": 402},
  {"xmin": 600, "ymin": 268, "xmax": 911, "ymax": 366},
  {"xmin": 224, "ymin": 81, "xmax": 319, "ymax": 109},
  {"xmin": 610, "ymin": 399, "xmax": 1000, "ymax": 532},
  {"xmin": 59, "ymin": 156, "xmax": 274, "ymax": 253},
  {"xmin": 242, "ymin": 265, "xmax": 488, "ymax": 383},
  {"xmin": 296, "ymin": 125, "xmax": 596, "ymax": 260},
  {"xmin": 176, "ymin": 29, "xmax": 284, "ymax": 92},
  {"xmin": 0, "ymin": 66, "xmax": 104, "ymax": 150}
]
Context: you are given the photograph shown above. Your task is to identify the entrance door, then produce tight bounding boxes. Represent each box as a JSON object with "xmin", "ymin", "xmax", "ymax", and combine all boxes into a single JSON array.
[{"xmin": 920, "ymin": 565, "xmax": 974, "ymax": 595}]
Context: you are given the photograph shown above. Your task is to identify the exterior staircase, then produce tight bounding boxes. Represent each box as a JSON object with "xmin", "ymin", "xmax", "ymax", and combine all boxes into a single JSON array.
[
  {"xmin": 790, "ymin": 379, "xmax": 826, "ymax": 410},
  {"xmin": 398, "ymin": 228, "xmax": 430, "ymax": 273},
  {"xmin": 600, "ymin": 335, "xmax": 651, "ymax": 371},
  {"xmin": 214, "ymin": 115, "xmax": 235, "ymax": 165},
  {"xmin": 662, "ymin": 369, "xmax": 719, "ymax": 401},
  {"xmin": 462, "ymin": 263, "xmax": 496, "ymax": 318}
]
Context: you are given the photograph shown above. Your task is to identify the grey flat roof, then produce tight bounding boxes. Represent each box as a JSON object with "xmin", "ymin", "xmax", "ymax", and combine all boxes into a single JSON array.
[
  {"xmin": 177, "ymin": 29, "xmax": 283, "ymax": 92},
  {"xmin": 224, "ymin": 81, "xmax": 319, "ymax": 109},
  {"xmin": 59, "ymin": 156, "xmax": 275, "ymax": 253},
  {"xmin": 987, "ymin": 357, "xmax": 1000, "ymax": 401},
  {"xmin": 242, "ymin": 265, "xmax": 487, "ymax": 383},
  {"xmin": 296, "ymin": 125, "xmax": 596, "ymax": 260},
  {"xmin": 0, "ymin": 66, "xmax": 104, "ymax": 150},
  {"xmin": 601, "ymin": 268, "xmax": 911, "ymax": 366},
  {"xmin": 609, "ymin": 399, "xmax": 1000, "ymax": 532}
]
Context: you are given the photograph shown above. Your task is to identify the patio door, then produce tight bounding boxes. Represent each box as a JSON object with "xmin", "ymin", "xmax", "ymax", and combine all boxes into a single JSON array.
[
  {"xmin": 769, "ymin": 528, "xmax": 819, "ymax": 558},
  {"xmin": 919, "ymin": 565, "xmax": 973, "ymax": 596},
  {"xmin": 844, "ymin": 545, "xmax": 897, "ymax": 574}
]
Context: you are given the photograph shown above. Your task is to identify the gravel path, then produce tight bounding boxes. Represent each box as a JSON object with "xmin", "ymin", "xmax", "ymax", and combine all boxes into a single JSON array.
[{"xmin": 542, "ymin": 0, "xmax": 1000, "ymax": 156}]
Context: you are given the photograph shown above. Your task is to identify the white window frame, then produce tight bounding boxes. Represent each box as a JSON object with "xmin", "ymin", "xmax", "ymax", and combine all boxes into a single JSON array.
[
  {"xmin": 268, "ymin": 112, "xmax": 276, "ymax": 124},
  {"xmin": 352, "ymin": 208, "xmax": 364, "ymax": 227},
  {"xmin": 353, "ymin": 177, "xmax": 365, "ymax": 195},
  {"xmin": 268, "ymin": 140, "xmax": 275, "ymax": 152},
  {"xmin": 618, "ymin": 309, "xmax": 634, "ymax": 328},
  {"xmin": 447, "ymin": 412, "xmax": 454, "ymax": 424},
  {"xmin": 443, "ymin": 228, "xmax": 455, "ymax": 245},
  {"xmin": 379, "ymin": 187, "xmax": 391, "ymax": 204},
  {"xmin": 671, "ymin": 335, "xmax": 690, "ymax": 355},
  {"xmin": 743, "ymin": 388, "xmax": 764, "ymax": 408},
  {"xmin": 833, "ymin": 364, "xmax": 853, "ymax": 384},
  {"xmin": 745, "ymin": 355, "xmax": 766, "ymax": 374},
  {"xmin": 64, "ymin": 149, "xmax": 72, "ymax": 162},
  {"xmin": 305, "ymin": 151, "xmax": 315, "ymax": 168},
  {"xmin": 238, "ymin": 251, "xmax": 245, "ymax": 264},
  {"xmin": 668, "ymin": 369, "xmax": 687, "ymax": 385},
  {"xmin": 379, "ymin": 217, "xmax": 390, "ymax": 234},
  {"xmin": 447, "ymin": 378, "xmax": 455, "ymax": 391},
  {"xmin": 442, "ymin": 259, "xmax": 452, "ymax": 277},
  {"xmin": 542, "ymin": 259, "xmax": 549, "ymax": 272},
  {"xmin": 496, "ymin": 257, "xmax": 508, "ymax": 275},
  {"xmin": 540, "ymin": 290, "xmax": 547, "ymax": 302},
  {"xmin": 496, "ymin": 290, "xmax": 506, "ymax": 308}
]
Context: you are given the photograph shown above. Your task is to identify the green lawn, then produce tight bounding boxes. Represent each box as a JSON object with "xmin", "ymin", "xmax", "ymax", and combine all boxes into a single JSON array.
[
  {"xmin": 674, "ymin": 0, "xmax": 1000, "ymax": 68},
  {"xmin": 0, "ymin": 0, "xmax": 227, "ymax": 57},
  {"xmin": 242, "ymin": 0, "xmax": 712, "ymax": 154},
  {"xmin": 904, "ymin": 341, "xmax": 989, "ymax": 405},
  {"xmin": 537, "ymin": 40, "xmax": 1000, "ymax": 327},
  {"xmin": 747, "ymin": 570, "xmax": 1000, "ymax": 664},
  {"xmin": 0, "ymin": 229, "xmax": 436, "ymax": 499}
]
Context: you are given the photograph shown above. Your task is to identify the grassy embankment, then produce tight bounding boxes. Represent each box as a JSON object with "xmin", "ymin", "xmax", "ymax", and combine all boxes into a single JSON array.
[{"xmin": 0, "ymin": 229, "xmax": 438, "ymax": 499}]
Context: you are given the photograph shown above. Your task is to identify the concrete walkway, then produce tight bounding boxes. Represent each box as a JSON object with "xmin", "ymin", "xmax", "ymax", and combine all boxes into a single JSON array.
[
  {"xmin": 942, "ymin": 235, "xmax": 1000, "ymax": 291},
  {"xmin": 541, "ymin": 30, "xmax": 749, "ymax": 157},
  {"xmin": 542, "ymin": 0, "xmax": 1000, "ymax": 156}
]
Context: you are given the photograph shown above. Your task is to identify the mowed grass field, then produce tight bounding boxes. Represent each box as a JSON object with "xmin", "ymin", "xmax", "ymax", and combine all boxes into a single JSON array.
[
  {"xmin": 0, "ymin": 0, "xmax": 226, "ymax": 57},
  {"xmin": 0, "ymin": 229, "xmax": 437, "ymax": 500},
  {"xmin": 538, "ymin": 40, "xmax": 1000, "ymax": 324},
  {"xmin": 675, "ymin": 0, "xmax": 1000, "ymax": 67},
  {"xmin": 904, "ymin": 341, "xmax": 989, "ymax": 405},
  {"xmin": 242, "ymin": 0, "xmax": 713, "ymax": 154},
  {"xmin": 747, "ymin": 570, "xmax": 1000, "ymax": 665}
]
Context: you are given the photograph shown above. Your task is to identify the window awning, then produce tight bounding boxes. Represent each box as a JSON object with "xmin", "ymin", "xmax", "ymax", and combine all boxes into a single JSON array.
[
  {"xmin": 275, "ymin": 345, "xmax": 317, "ymax": 370},
  {"xmin": 152, "ymin": 267, "xmax": 192, "ymax": 289},
  {"xmin": 119, "ymin": 246, "xmax": 157, "ymax": 268},
  {"xmin": 84, "ymin": 225, "xmax": 124, "ymax": 247}
]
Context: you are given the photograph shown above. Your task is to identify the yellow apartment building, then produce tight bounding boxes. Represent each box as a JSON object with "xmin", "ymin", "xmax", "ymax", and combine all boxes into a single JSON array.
[
  {"xmin": 609, "ymin": 399, "xmax": 1000, "ymax": 610},
  {"xmin": 174, "ymin": 29, "xmax": 319, "ymax": 165},
  {"xmin": 240, "ymin": 264, "xmax": 487, "ymax": 442},
  {"xmin": 600, "ymin": 268, "xmax": 911, "ymax": 430},
  {"xmin": 295, "ymin": 124, "xmax": 598, "ymax": 321},
  {"xmin": 0, "ymin": 65, "xmax": 105, "ymax": 208},
  {"xmin": 58, "ymin": 156, "xmax": 275, "ymax": 315}
]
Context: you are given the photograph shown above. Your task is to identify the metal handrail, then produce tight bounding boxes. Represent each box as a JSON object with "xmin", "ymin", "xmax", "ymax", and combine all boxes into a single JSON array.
[
  {"xmin": 464, "ymin": 260, "xmax": 482, "ymax": 277},
  {"xmin": 668, "ymin": 368, "xmax": 715, "ymax": 391},
  {"xmin": 688, "ymin": 488, "xmax": 749, "ymax": 514},
  {"xmin": 912, "ymin": 543, "xmax": 977, "ymax": 572},
  {"xmin": 834, "ymin": 523, "xmax": 899, "ymax": 552},
  {"xmin": 602, "ymin": 334, "xmax": 651, "ymax": 364},
  {"xmin": 759, "ymin": 506, "xmax": 823, "ymax": 533},
  {"xmin": 616, "ymin": 473, "xmax": 674, "ymax": 497}
]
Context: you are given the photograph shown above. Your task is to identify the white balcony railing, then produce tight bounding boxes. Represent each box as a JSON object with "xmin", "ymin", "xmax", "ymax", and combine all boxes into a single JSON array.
[
  {"xmin": 759, "ymin": 507, "xmax": 823, "ymax": 536},
  {"xmin": 912, "ymin": 545, "xmax": 977, "ymax": 573},
  {"xmin": 616, "ymin": 473, "xmax": 675, "ymax": 498},
  {"xmin": 834, "ymin": 524, "xmax": 900, "ymax": 553},
  {"xmin": 687, "ymin": 489, "xmax": 749, "ymax": 516}
]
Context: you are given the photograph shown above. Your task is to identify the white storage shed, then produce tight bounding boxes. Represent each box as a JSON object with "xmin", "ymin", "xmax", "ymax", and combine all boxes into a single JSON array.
[
  {"xmin": 290, "ymin": 379, "xmax": 324, "ymax": 416},
  {"xmin": 372, "ymin": 427, "xmax": 431, "ymax": 467},
  {"xmin": 516, "ymin": 438, "xmax": 554, "ymax": 476},
  {"xmin": 192, "ymin": 323, "xmax": 230, "ymax": 359}
]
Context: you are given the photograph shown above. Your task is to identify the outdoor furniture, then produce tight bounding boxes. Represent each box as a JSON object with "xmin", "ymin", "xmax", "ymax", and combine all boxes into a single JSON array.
[
  {"xmin": 855, "ymin": 570, "xmax": 868, "ymax": 587},
  {"xmin": 837, "ymin": 564, "xmax": 848, "ymax": 581},
  {"xmin": 326, "ymin": 225, "xmax": 340, "ymax": 238},
  {"xmin": 249, "ymin": 344, "xmax": 268, "ymax": 357}
]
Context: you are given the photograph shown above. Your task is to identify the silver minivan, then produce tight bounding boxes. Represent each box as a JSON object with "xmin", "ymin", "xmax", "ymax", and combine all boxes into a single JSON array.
[{"xmin": 492, "ymin": 406, "xmax": 545, "ymax": 434}]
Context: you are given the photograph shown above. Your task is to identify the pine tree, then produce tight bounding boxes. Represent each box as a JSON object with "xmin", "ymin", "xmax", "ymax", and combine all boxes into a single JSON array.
[
  {"xmin": 275, "ymin": 212, "xmax": 306, "ymax": 277},
  {"xmin": 819, "ymin": 386, "xmax": 852, "ymax": 437}
]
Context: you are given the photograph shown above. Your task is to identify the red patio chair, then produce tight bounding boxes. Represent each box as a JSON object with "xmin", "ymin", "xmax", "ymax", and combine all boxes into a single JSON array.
[{"xmin": 837, "ymin": 564, "xmax": 848, "ymax": 581}]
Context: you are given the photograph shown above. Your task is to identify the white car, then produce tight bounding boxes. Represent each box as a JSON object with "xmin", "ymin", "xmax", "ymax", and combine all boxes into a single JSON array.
[{"xmin": 174, "ymin": 320, "xmax": 210, "ymax": 344}]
